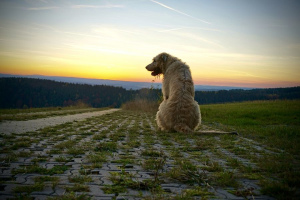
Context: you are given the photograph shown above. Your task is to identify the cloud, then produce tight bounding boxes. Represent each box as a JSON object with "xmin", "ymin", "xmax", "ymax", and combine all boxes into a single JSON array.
[
  {"xmin": 150, "ymin": 0, "xmax": 210, "ymax": 24},
  {"xmin": 25, "ymin": 6, "xmax": 58, "ymax": 10},
  {"xmin": 157, "ymin": 26, "xmax": 224, "ymax": 33},
  {"xmin": 72, "ymin": 5, "xmax": 124, "ymax": 9},
  {"xmin": 167, "ymin": 31, "xmax": 225, "ymax": 49}
]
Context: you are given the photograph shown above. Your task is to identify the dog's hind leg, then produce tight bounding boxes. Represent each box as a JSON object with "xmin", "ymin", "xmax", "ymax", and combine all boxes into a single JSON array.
[{"xmin": 173, "ymin": 123, "xmax": 193, "ymax": 134}]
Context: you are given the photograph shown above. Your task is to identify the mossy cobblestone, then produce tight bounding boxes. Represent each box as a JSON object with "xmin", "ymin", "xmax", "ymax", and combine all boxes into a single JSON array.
[{"xmin": 0, "ymin": 109, "xmax": 296, "ymax": 199}]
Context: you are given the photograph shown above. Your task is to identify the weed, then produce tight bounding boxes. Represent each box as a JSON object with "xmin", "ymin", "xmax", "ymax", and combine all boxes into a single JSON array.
[
  {"xmin": 32, "ymin": 155, "xmax": 48, "ymax": 163},
  {"xmin": 34, "ymin": 176, "xmax": 60, "ymax": 189},
  {"xmin": 68, "ymin": 175, "xmax": 92, "ymax": 184},
  {"xmin": 127, "ymin": 140, "xmax": 141, "ymax": 148},
  {"xmin": 47, "ymin": 149, "xmax": 63, "ymax": 154},
  {"xmin": 13, "ymin": 183, "xmax": 44, "ymax": 194},
  {"xmin": 17, "ymin": 151, "xmax": 33, "ymax": 158},
  {"xmin": 92, "ymin": 134, "xmax": 107, "ymax": 140},
  {"xmin": 13, "ymin": 165, "xmax": 69, "ymax": 175},
  {"xmin": 109, "ymin": 132, "xmax": 126, "ymax": 142},
  {"xmin": 108, "ymin": 169, "xmax": 161, "ymax": 192},
  {"xmin": 54, "ymin": 140, "xmax": 76, "ymax": 149},
  {"xmin": 66, "ymin": 147, "xmax": 85, "ymax": 155},
  {"xmin": 55, "ymin": 156, "xmax": 73, "ymax": 162},
  {"xmin": 177, "ymin": 186, "xmax": 214, "ymax": 199},
  {"xmin": 212, "ymin": 171, "xmax": 239, "ymax": 188},
  {"xmin": 226, "ymin": 158, "xmax": 242, "ymax": 168},
  {"xmin": 102, "ymin": 184, "xmax": 126, "ymax": 194},
  {"xmin": 65, "ymin": 184, "xmax": 90, "ymax": 192},
  {"xmin": 161, "ymin": 140, "xmax": 173, "ymax": 146},
  {"xmin": 11, "ymin": 140, "xmax": 31, "ymax": 150},
  {"xmin": 166, "ymin": 159, "xmax": 207, "ymax": 185},
  {"xmin": 202, "ymin": 161, "xmax": 224, "ymax": 172},
  {"xmin": 10, "ymin": 194, "xmax": 34, "ymax": 200},
  {"xmin": 141, "ymin": 149, "xmax": 162, "ymax": 157},
  {"xmin": 87, "ymin": 153, "xmax": 107, "ymax": 163},
  {"xmin": 95, "ymin": 142, "xmax": 117, "ymax": 152},
  {"xmin": 48, "ymin": 192, "xmax": 91, "ymax": 200},
  {"xmin": 47, "ymin": 165, "xmax": 69, "ymax": 175},
  {"xmin": 0, "ymin": 153, "xmax": 18, "ymax": 162},
  {"xmin": 112, "ymin": 158, "xmax": 134, "ymax": 165},
  {"xmin": 34, "ymin": 176, "xmax": 59, "ymax": 183}
]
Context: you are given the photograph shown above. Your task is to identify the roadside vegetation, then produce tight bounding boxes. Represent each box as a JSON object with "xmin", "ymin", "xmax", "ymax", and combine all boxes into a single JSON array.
[{"xmin": 0, "ymin": 104, "xmax": 109, "ymax": 121}]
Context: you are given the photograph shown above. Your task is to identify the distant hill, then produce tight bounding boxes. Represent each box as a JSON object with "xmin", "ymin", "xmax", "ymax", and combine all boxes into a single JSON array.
[
  {"xmin": 0, "ymin": 77, "xmax": 299, "ymax": 109},
  {"xmin": 0, "ymin": 73, "xmax": 253, "ymax": 91}
]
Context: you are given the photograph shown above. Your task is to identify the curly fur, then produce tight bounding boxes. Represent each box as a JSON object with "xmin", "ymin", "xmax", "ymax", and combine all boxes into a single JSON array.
[{"xmin": 146, "ymin": 52, "xmax": 201, "ymax": 133}]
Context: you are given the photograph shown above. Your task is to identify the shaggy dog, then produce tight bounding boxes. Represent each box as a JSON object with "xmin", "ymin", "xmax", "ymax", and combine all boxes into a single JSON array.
[{"xmin": 146, "ymin": 52, "xmax": 201, "ymax": 133}]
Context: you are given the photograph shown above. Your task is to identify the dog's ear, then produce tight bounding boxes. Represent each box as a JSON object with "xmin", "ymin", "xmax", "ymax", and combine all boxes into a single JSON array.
[{"xmin": 162, "ymin": 54, "xmax": 168, "ymax": 62}]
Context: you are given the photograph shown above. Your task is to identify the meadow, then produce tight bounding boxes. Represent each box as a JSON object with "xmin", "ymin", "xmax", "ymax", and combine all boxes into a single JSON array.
[
  {"xmin": 0, "ymin": 100, "xmax": 299, "ymax": 199},
  {"xmin": 201, "ymin": 100, "xmax": 300, "ymax": 155}
]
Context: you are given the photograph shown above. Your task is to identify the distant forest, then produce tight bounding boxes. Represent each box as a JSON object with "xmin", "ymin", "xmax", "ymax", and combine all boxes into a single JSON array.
[{"xmin": 0, "ymin": 78, "xmax": 299, "ymax": 109}]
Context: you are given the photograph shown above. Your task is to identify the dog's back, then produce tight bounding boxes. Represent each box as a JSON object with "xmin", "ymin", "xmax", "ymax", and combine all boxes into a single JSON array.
[
  {"xmin": 146, "ymin": 52, "xmax": 201, "ymax": 133},
  {"xmin": 160, "ymin": 61, "xmax": 201, "ymax": 133}
]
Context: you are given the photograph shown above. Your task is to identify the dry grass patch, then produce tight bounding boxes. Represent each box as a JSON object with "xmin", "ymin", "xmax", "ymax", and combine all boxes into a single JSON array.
[{"xmin": 122, "ymin": 99, "xmax": 159, "ymax": 113}]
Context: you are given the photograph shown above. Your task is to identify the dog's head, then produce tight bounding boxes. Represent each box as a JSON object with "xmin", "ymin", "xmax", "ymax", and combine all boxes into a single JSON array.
[{"xmin": 145, "ymin": 52, "xmax": 170, "ymax": 76}]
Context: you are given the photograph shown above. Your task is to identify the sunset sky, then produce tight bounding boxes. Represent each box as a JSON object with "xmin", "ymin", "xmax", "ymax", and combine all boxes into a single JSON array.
[{"xmin": 0, "ymin": 0, "xmax": 299, "ymax": 88}]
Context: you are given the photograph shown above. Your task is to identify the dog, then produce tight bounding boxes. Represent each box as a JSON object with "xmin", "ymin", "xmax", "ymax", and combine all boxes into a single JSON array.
[{"xmin": 146, "ymin": 52, "xmax": 201, "ymax": 133}]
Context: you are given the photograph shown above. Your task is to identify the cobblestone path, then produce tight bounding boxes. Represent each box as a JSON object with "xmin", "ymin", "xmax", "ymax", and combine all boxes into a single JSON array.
[{"xmin": 0, "ymin": 110, "xmax": 289, "ymax": 199}]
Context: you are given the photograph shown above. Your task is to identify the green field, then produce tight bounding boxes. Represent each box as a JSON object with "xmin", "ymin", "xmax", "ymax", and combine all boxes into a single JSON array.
[{"xmin": 201, "ymin": 100, "xmax": 300, "ymax": 155}]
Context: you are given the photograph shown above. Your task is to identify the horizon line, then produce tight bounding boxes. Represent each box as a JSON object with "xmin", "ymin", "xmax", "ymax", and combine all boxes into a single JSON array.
[{"xmin": 1, "ymin": 73, "xmax": 300, "ymax": 89}]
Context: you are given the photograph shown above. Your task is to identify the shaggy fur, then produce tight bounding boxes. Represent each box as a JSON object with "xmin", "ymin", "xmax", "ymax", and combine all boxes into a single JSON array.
[{"xmin": 146, "ymin": 52, "xmax": 201, "ymax": 133}]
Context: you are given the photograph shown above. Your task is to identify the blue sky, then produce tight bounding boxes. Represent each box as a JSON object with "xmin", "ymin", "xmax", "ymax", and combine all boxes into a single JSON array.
[{"xmin": 0, "ymin": 0, "xmax": 299, "ymax": 87}]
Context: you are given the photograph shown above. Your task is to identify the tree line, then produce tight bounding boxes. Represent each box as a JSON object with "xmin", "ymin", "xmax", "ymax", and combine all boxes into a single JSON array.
[{"xmin": 0, "ymin": 77, "xmax": 299, "ymax": 109}]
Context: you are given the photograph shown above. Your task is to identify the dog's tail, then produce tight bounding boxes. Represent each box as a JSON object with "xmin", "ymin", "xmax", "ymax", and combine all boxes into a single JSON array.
[{"xmin": 174, "ymin": 123, "xmax": 193, "ymax": 134}]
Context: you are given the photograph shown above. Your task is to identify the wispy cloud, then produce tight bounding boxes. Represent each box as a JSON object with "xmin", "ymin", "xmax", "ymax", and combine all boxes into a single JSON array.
[
  {"xmin": 157, "ymin": 26, "xmax": 224, "ymax": 33},
  {"xmin": 25, "ymin": 6, "xmax": 58, "ymax": 10},
  {"xmin": 166, "ymin": 31, "xmax": 224, "ymax": 49},
  {"xmin": 72, "ymin": 5, "xmax": 124, "ymax": 9},
  {"xmin": 150, "ymin": 0, "xmax": 210, "ymax": 24}
]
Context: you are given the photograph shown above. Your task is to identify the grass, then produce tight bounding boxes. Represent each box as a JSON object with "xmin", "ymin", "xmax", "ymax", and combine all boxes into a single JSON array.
[
  {"xmin": 95, "ymin": 142, "xmax": 117, "ymax": 152},
  {"xmin": 34, "ymin": 176, "xmax": 60, "ymax": 190},
  {"xmin": 122, "ymin": 99, "xmax": 159, "ymax": 113},
  {"xmin": 13, "ymin": 165, "xmax": 69, "ymax": 175},
  {"xmin": 201, "ymin": 100, "xmax": 300, "ymax": 155},
  {"xmin": 65, "ymin": 184, "xmax": 90, "ymax": 192},
  {"xmin": 201, "ymin": 100, "xmax": 300, "ymax": 198},
  {"xmin": 2, "ymin": 100, "xmax": 299, "ymax": 199},
  {"xmin": 165, "ymin": 159, "xmax": 207, "ymax": 185},
  {"xmin": 48, "ymin": 192, "xmax": 91, "ymax": 200},
  {"xmin": 107, "ymin": 169, "xmax": 161, "ymax": 193},
  {"xmin": 178, "ymin": 186, "xmax": 214, "ymax": 199},
  {"xmin": 13, "ymin": 183, "xmax": 44, "ymax": 194},
  {"xmin": 0, "ymin": 106, "xmax": 109, "ymax": 121},
  {"xmin": 68, "ymin": 175, "xmax": 92, "ymax": 184}
]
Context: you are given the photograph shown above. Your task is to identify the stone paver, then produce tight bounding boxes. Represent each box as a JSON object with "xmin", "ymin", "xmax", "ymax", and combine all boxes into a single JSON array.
[{"xmin": 0, "ymin": 109, "xmax": 296, "ymax": 199}]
